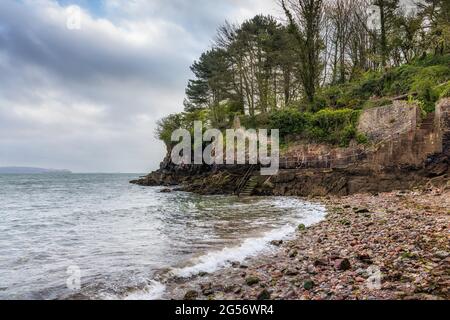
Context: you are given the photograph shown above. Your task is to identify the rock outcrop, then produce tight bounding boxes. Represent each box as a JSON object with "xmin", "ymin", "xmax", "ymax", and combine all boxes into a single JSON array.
[{"xmin": 131, "ymin": 99, "xmax": 450, "ymax": 196}]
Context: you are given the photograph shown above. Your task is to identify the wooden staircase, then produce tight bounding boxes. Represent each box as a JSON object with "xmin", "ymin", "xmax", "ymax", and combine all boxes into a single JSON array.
[
  {"xmin": 235, "ymin": 165, "xmax": 258, "ymax": 197},
  {"xmin": 238, "ymin": 175, "xmax": 259, "ymax": 197}
]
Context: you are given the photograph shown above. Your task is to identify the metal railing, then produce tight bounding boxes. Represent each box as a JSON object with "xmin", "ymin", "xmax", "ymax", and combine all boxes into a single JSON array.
[{"xmin": 235, "ymin": 165, "xmax": 256, "ymax": 196}]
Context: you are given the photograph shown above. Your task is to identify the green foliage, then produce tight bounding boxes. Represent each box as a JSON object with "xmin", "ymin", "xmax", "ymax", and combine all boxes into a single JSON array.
[
  {"xmin": 269, "ymin": 108, "xmax": 362, "ymax": 146},
  {"xmin": 155, "ymin": 109, "xmax": 210, "ymax": 148},
  {"xmin": 268, "ymin": 108, "xmax": 312, "ymax": 136},
  {"xmin": 155, "ymin": 114, "xmax": 184, "ymax": 148},
  {"xmin": 314, "ymin": 54, "xmax": 450, "ymax": 112},
  {"xmin": 437, "ymin": 81, "xmax": 450, "ymax": 98}
]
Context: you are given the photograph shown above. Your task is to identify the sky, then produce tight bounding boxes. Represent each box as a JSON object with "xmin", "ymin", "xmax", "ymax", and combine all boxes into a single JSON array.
[{"xmin": 0, "ymin": 0, "xmax": 280, "ymax": 173}]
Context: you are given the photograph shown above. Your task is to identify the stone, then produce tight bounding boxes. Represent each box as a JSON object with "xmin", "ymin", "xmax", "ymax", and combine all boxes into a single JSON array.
[
  {"xmin": 356, "ymin": 253, "xmax": 372, "ymax": 264},
  {"xmin": 354, "ymin": 208, "xmax": 370, "ymax": 213},
  {"xmin": 285, "ymin": 269, "xmax": 299, "ymax": 276},
  {"xmin": 184, "ymin": 290, "xmax": 199, "ymax": 300},
  {"xmin": 159, "ymin": 188, "xmax": 172, "ymax": 193},
  {"xmin": 434, "ymin": 251, "xmax": 448, "ymax": 260},
  {"xmin": 314, "ymin": 258, "xmax": 328, "ymax": 267},
  {"xmin": 245, "ymin": 276, "xmax": 260, "ymax": 286},
  {"xmin": 298, "ymin": 224, "xmax": 307, "ymax": 231},
  {"xmin": 289, "ymin": 250, "xmax": 298, "ymax": 258},
  {"xmin": 335, "ymin": 258, "xmax": 351, "ymax": 271},
  {"xmin": 303, "ymin": 280, "xmax": 315, "ymax": 290},
  {"xmin": 270, "ymin": 240, "xmax": 283, "ymax": 247},
  {"xmin": 307, "ymin": 265, "xmax": 316, "ymax": 274},
  {"xmin": 224, "ymin": 285, "xmax": 236, "ymax": 293},
  {"xmin": 200, "ymin": 283, "xmax": 214, "ymax": 296},
  {"xmin": 257, "ymin": 289, "xmax": 271, "ymax": 300}
]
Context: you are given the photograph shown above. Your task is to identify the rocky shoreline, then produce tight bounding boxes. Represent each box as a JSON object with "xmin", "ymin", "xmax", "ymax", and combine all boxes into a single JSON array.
[{"xmin": 162, "ymin": 188, "xmax": 449, "ymax": 300}]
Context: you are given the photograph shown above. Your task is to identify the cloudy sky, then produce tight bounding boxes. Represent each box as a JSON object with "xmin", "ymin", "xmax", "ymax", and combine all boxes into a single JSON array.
[{"xmin": 0, "ymin": 0, "xmax": 279, "ymax": 173}]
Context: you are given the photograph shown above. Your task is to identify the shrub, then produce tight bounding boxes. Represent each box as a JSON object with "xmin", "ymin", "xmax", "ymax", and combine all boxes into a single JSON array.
[
  {"xmin": 269, "ymin": 108, "xmax": 312, "ymax": 136},
  {"xmin": 270, "ymin": 108, "xmax": 362, "ymax": 146},
  {"xmin": 436, "ymin": 81, "xmax": 450, "ymax": 98}
]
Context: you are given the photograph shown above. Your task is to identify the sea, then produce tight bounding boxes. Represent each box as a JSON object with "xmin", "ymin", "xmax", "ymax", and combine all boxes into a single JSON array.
[{"xmin": 0, "ymin": 173, "xmax": 326, "ymax": 300}]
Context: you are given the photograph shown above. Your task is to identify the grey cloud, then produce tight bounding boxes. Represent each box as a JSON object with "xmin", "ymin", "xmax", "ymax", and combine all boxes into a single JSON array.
[{"xmin": 0, "ymin": 0, "xmax": 277, "ymax": 172}]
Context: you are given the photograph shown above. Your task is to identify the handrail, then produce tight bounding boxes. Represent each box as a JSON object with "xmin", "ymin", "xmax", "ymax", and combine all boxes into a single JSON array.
[{"xmin": 235, "ymin": 165, "xmax": 256, "ymax": 196}]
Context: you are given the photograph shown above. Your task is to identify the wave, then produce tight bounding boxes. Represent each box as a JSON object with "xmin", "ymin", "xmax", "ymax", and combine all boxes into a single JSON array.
[
  {"xmin": 122, "ymin": 198, "xmax": 326, "ymax": 300},
  {"xmin": 124, "ymin": 281, "xmax": 166, "ymax": 300},
  {"xmin": 172, "ymin": 224, "xmax": 295, "ymax": 278}
]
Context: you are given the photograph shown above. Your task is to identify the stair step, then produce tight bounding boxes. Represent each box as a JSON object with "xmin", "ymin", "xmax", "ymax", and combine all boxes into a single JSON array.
[{"xmin": 237, "ymin": 174, "xmax": 259, "ymax": 197}]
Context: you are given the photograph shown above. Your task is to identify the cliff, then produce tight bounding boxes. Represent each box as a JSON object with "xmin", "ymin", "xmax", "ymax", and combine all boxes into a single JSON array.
[{"xmin": 131, "ymin": 98, "xmax": 450, "ymax": 196}]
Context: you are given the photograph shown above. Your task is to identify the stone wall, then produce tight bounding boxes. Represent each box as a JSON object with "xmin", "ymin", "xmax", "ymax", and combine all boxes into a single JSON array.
[
  {"xmin": 358, "ymin": 100, "xmax": 449, "ymax": 168},
  {"xmin": 358, "ymin": 101, "xmax": 420, "ymax": 142},
  {"xmin": 436, "ymin": 98, "xmax": 450, "ymax": 154}
]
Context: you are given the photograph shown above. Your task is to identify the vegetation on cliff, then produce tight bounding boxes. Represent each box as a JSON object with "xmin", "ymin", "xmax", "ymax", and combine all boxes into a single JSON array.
[{"xmin": 156, "ymin": 0, "xmax": 449, "ymax": 149}]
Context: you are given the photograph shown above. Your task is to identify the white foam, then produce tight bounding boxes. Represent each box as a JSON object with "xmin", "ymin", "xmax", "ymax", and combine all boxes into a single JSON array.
[
  {"xmin": 172, "ymin": 200, "xmax": 326, "ymax": 278},
  {"xmin": 123, "ymin": 198, "xmax": 326, "ymax": 299},
  {"xmin": 124, "ymin": 280, "xmax": 166, "ymax": 300}
]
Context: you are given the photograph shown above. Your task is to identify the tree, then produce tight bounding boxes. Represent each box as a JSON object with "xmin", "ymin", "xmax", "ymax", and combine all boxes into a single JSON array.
[
  {"xmin": 390, "ymin": 8, "xmax": 422, "ymax": 64},
  {"xmin": 186, "ymin": 49, "xmax": 232, "ymax": 109},
  {"xmin": 155, "ymin": 114, "xmax": 184, "ymax": 148},
  {"xmin": 372, "ymin": 0, "xmax": 399, "ymax": 67},
  {"xmin": 282, "ymin": 0, "xmax": 325, "ymax": 104},
  {"xmin": 418, "ymin": 0, "xmax": 450, "ymax": 55}
]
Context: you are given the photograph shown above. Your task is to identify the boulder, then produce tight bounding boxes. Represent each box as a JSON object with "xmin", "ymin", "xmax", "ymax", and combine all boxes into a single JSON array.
[
  {"xmin": 184, "ymin": 290, "xmax": 199, "ymax": 300},
  {"xmin": 245, "ymin": 276, "xmax": 260, "ymax": 286},
  {"xmin": 335, "ymin": 258, "xmax": 351, "ymax": 271},
  {"xmin": 257, "ymin": 289, "xmax": 271, "ymax": 300},
  {"xmin": 303, "ymin": 280, "xmax": 315, "ymax": 290}
]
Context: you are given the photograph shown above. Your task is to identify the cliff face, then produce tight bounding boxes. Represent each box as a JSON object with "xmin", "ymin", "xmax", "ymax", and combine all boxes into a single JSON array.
[{"xmin": 131, "ymin": 98, "xmax": 450, "ymax": 196}]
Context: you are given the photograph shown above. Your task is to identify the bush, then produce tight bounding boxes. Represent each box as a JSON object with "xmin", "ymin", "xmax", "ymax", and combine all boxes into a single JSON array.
[
  {"xmin": 269, "ymin": 108, "xmax": 312, "ymax": 136},
  {"xmin": 269, "ymin": 108, "xmax": 362, "ymax": 146},
  {"xmin": 436, "ymin": 81, "xmax": 450, "ymax": 99},
  {"xmin": 155, "ymin": 114, "xmax": 185, "ymax": 147}
]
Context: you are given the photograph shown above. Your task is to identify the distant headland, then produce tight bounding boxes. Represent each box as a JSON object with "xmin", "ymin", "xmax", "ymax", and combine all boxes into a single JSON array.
[{"xmin": 0, "ymin": 167, "xmax": 72, "ymax": 174}]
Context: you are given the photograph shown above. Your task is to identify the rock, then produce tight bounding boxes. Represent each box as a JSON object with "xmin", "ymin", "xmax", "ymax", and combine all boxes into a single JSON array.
[
  {"xmin": 245, "ymin": 276, "xmax": 260, "ymax": 286},
  {"xmin": 356, "ymin": 253, "xmax": 372, "ymax": 264},
  {"xmin": 289, "ymin": 250, "xmax": 298, "ymax": 258},
  {"xmin": 159, "ymin": 188, "xmax": 172, "ymax": 193},
  {"xmin": 270, "ymin": 240, "xmax": 283, "ymax": 247},
  {"xmin": 198, "ymin": 272, "xmax": 208, "ymax": 277},
  {"xmin": 200, "ymin": 283, "xmax": 214, "ymax": 296},
  {"xmin": 303, "ymin": 280, "xmax": 315, "ymax": 290},
  {"xmin": 231, "ymin": 261, "xmax": 240, "ymax": 268},
  {"xmin": 434, "ymin": 250, "xmax": 448, "ymax": 260},
  {"xmin": 314, "ymin": 258, "xmax": 328, "ymax": 267},
  {"xmin": 224, "ymin": 285, "xmax": 236, "ymax": 293},
  {"xmin": 298, "ymin": 224, "xmax": 307, "ymax": 231},
  {"xmin": 285, "ymin": 269, "xmax": 299, "ymax": 276},
  {"xmin": 354, "ymin": 208, "xmax": 370, "ymax": 213},
  {"xmin": 307, "ymin": 265, "xmax": 316, "ymax": 274},
  {"xmin": 257, "ymin": 289, "xmax": 271, "ymax": 300},
  {"xmin": 203, "ymin": 289, "xmax": 214, "ymax": 296},
  {"xmin": 184, "ymin": 290, "xmax": 199, "ymax": 300},
  {"xmin": 335, "ymin": 258, "xmax": 351, "ymax": 271}
]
